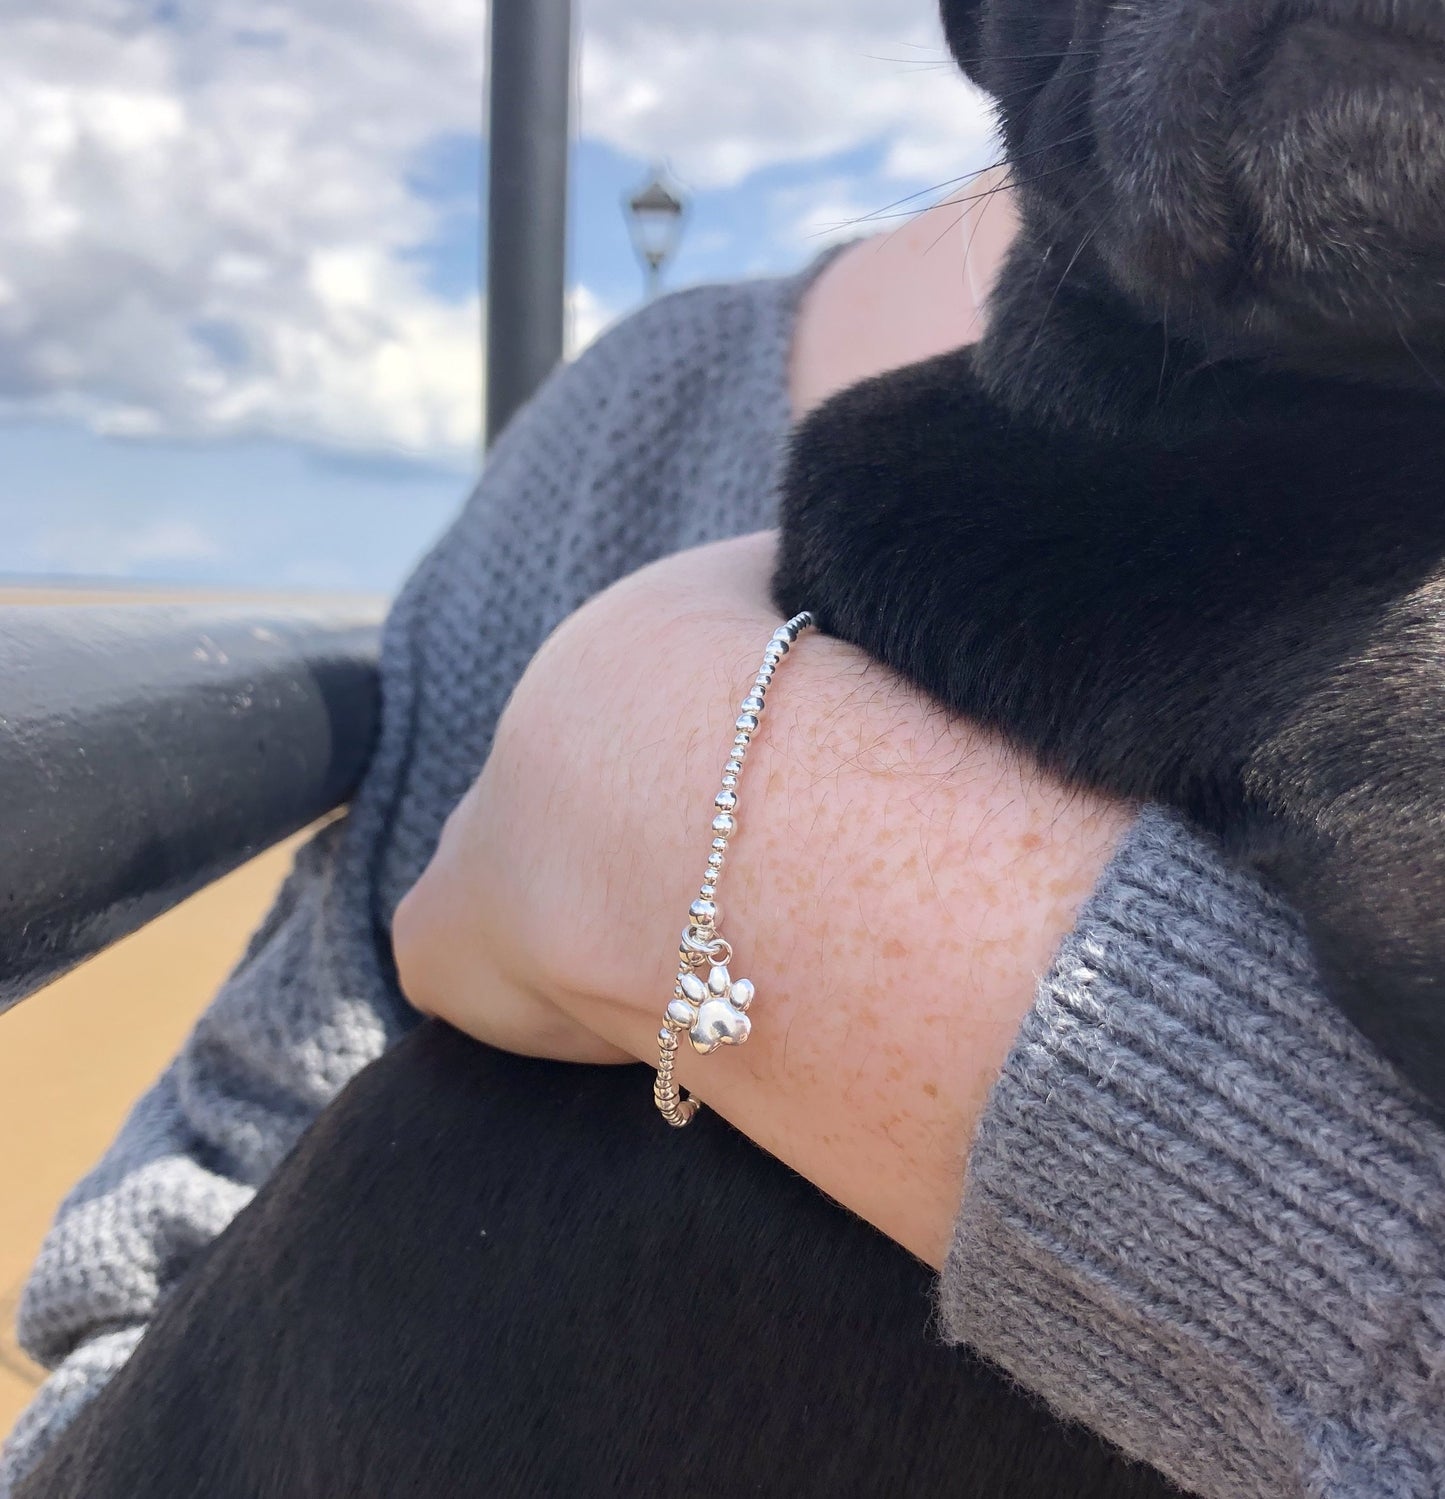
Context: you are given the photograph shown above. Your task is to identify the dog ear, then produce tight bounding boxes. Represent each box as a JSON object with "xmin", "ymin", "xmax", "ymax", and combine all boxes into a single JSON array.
[{"xmin": 939, "ymin": 0, "xmax": 987, "ymax": 88}]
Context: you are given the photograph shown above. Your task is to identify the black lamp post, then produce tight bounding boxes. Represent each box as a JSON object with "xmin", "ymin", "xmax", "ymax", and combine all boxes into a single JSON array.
[
  {"xmin": 484, "ymin": 0, "xmax": 573, "ymax": 450},
  {"xmin": 624, "ymin": 169, "xmax": 687, "ymax": 301}
]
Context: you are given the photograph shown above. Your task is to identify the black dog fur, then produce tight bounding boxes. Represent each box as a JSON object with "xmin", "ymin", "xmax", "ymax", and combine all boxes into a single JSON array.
[
  {"xmin": 16, "ymin": 1024, "xmax": 1189, "ymax": 1498},
  {"xmin": 778, "ymin": 0, "xmax": 1445, "ymax": 1111},
  {"xmin": 21, "ymin": 0, "xmax": 1442, "ymax": 1493}
]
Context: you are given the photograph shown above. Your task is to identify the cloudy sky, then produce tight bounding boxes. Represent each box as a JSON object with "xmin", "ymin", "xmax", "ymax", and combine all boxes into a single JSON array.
[{"xmin": 1, "ymin": 0, "xmax": 995, "ymax": 591}]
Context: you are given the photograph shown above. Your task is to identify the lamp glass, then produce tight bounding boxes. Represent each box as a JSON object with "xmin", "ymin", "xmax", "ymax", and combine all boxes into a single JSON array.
[{"xmin": 626, "ymin": 178, "xmax": 685, "ymax": 271}]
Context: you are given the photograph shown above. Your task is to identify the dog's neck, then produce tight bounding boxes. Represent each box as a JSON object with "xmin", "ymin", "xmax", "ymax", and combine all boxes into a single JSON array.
[{"xmin": 975, "ymin": 218, "xmax": 1445, "ymax": 441}]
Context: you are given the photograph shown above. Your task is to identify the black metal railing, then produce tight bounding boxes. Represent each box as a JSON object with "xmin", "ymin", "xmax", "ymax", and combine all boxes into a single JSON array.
[{"xmin": 0, "ymin": 606, "xmax": 383, "ymax": 1009}]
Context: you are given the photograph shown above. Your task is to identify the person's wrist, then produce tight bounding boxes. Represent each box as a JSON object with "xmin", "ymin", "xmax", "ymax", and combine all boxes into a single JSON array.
[
  {"xmin": 502, "ymin": 539, "xmax": 795, "ymax": 1024},
  {"xmin": 401, "ymin": 528, "xmax": 1130, "ymax": 1265},
  {"xmin": 539, "ymin": 596, "xmax": 1129, "ymax": 1266},
  {"xmin": 534, "ymin": 617, "xmax": 897, "ymax": 1051}
]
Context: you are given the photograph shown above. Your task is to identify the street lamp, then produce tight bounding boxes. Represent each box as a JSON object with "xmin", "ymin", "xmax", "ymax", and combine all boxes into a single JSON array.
[{"xmin": 624, "ymin": 169, "xmax": 687, "ymax": 301}]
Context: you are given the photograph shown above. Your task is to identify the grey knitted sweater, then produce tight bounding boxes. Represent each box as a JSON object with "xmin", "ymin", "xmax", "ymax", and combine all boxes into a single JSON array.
[{"xmin": 5, "ymin": 259, "xmax": 1445, "ymax": 1499}]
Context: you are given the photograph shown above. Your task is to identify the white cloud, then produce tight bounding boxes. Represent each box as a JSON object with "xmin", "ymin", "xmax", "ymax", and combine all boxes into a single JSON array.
[
  {"xmin": 0, "ymin": 0, "xmax": 486, "ymax": 464},
  {"xmin": 566, "ymin": 283, "xmax": 621, "ymax": 359},
  {"xmin": 0, "ymin": 0, "xmax": 995, "ymax": 464},
  {"xmin": 578, "ymin": 0, "xmax": 995, "ymax": 190}
]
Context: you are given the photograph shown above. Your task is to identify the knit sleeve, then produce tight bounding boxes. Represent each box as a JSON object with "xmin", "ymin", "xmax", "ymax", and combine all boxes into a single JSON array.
[{"xmin": 940, "ymin": 805, "xmax": 1445, "ymax": 1499}]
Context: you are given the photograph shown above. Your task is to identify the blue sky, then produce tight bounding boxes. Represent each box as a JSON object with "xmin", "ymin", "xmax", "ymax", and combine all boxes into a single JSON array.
[{"xmin": 0, "ymin": 2, "xmax": 994, "ymax": 594}]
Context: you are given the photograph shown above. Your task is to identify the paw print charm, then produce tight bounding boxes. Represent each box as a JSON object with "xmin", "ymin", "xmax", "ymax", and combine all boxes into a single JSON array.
[{"xmin": 665, "ymin": 963, "xmax": 756, "ymax": 1055}]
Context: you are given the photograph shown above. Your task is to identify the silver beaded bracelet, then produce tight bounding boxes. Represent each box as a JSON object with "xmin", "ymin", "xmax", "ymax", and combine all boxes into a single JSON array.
[{"xmin": 653, "ymin": 611, "xmax": 815, "ymax": 1127}]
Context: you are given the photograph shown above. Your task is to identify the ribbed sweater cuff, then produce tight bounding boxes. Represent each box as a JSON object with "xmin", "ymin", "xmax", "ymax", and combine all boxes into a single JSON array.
[{"xmin": 940, "ymin": 807, "xmax": 1445, "ymax": 1499}]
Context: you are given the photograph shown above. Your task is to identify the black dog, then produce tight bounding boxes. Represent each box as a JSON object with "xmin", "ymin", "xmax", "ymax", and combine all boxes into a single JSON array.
[
  {"xmin": 16, "ymin": 1026, "xmax": 1187, "ymax": 1499},
  {"xmin": 20, "ymin": 0, "xmax": 1438, "ymax": 1494},
  {"xmin": 778, "ymin": 0, "xmax": 1445, "ymax": 1111}
]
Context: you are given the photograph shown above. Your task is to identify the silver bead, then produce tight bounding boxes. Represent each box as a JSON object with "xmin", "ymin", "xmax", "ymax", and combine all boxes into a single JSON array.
[
  {"xmin": 735, "ymin": 712, "xmax": 759, "ymax": 734},
  {"xmin": 658, "ymin": 1027, "xmax": 679, "ymax": 1050},
  {"xmin": 724, "ymin": 759, "xmax": 743, "ymax": 776},
  {"xmin": 721, "ymin": 773, "xmax": 738, "ymax": 789},
  {"xmin": 711, "ymin": 837, "xmax": 729, "ymax": 852},
  {"xmin": 733, "ymin": 732, "xmax": 751, "ymax": 749},
  {"xmin": 699, "ymin": 883, "xmax": 716, "ymax": 899},
  {"xmin": 706, "ymin": 850, "xmax": 725, "ymax": 867},
  {"xmin": 690, "ymin": 898, "xmax": 719, "ymax": 927},
  {"xmin": 712, "ymin": 813, "xmax": 736, "ymax": 836},
  {"xmin": 714, "ymin": 789, "xmax": 738, "ymax": 812},
  {"xmin": 766, "ymin": 637, "xmax": 788, "ymax": 657},
  {"xmin": 741, "ymin": 695, "xmax": 764, "ymax": 715},
  {"xmin": 665, "ymin": 997, "xmax": 694, "ymax": 1030}
]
